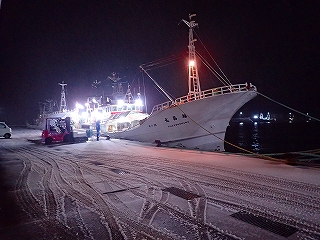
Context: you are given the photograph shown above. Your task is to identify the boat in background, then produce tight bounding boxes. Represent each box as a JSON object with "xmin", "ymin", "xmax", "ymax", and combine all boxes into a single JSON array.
[
  {"xmin": 29, "ymin": 14, "xmax": 257, "ymax": 151},
  {"xmin": 27, "ymin": 82, "xmax": 76, "ymax": 130},
  {"xmin": 107, "ymin": 14, "xmax": 257, "ymax": 151},
  {"xmin": 27, "ymin": 74, "xmax": 148, "ymax": 133},
  {"xmin": 75, "ymin": 73, "xmax": 149, "ymax": 133}
]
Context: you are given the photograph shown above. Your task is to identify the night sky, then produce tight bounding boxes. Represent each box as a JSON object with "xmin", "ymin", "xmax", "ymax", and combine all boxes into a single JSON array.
[{"xmin": 1, "ymin": 0, "xmax": 319, "ymax": 125}]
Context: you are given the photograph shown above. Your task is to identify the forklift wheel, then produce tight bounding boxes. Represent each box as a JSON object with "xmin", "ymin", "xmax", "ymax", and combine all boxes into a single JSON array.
[{"xmin": 45, "ymin": 138, "xmax": 53, "ymax": 145}]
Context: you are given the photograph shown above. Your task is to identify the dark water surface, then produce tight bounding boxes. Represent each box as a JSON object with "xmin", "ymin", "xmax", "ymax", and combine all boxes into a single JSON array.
[{"xmin": 225, "ymin": 121, "xmax": 320, "ymax": 154}]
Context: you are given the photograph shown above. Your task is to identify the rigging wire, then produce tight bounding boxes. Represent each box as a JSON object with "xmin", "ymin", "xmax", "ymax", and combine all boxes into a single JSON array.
[
  {"xmin": 138, "ymin": 29, "xmax": 319, "ymax": 159},
  {"xmin": 140, "ymin": 66, "xmax": 174, "ymax": 102},
  {"xmin": 194, "ymin": 30, "xmax": 233, "ymax": 86},
  {"xmin": 257, "ymin": 92, "xmax": 320, "ymax": 122},
  {"xmin": 139, "ymin": 53, "xmax": 187, "ymax": 103},
  {"xmin": 161, "ymin": 86, "xmax": 319, "ymax": 161},
  {"xmin": 174, "ymin": 92, "xmax": 320, "ymax": 163},
  {"xmin": 141, "ymin": 53, "xmax": 185, "ymax": 71},
  {"xmin": 196, "ymin": 51, "xmax": 231, "ymax": 86},
  {"xmin": 141, "ymin": 72, "xmax": 147, "ymax": 113},
  {"xmin": 172, "ymin": 91, "xmax": 282, "ymax": 162},
  {"xmin": 194, "ymin": 26, "xmax": 320, "ymax": 123}
]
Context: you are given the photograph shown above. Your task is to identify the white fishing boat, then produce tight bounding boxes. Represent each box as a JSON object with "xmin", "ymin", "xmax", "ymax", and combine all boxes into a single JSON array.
[
  {"xmin": 29, "ymin": 14, "xmax": 257, "ymax": 151},
  {"xmin": 107, "ymin": 14, "xmax": 258, "ymax": 151},
  {"xmin": 78, "ymin": 74, "xmax": 149, "ymax": 133},
  {"xmin": 27, "ymin": 72, "xmax": 148, "ymax": 133}
]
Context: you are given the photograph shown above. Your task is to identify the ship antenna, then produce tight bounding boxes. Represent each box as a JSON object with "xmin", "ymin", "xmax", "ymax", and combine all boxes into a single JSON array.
[
  {"xmin": 182, "ymin": 14, "xmax": 201, "ymax": 99},
  {"xmin": 46, "ymin": 99, "xmax": 53, "ymax": 113},
  {"xmin": 108, "ymin": 72, "xmax": 122, "ymax": 83},
  {"xmin": 58, "ymin": 81, "xmax": 67, "ymax": 112}
]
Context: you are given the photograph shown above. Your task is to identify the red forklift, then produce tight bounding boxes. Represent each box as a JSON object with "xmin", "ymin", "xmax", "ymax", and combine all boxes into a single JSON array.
[{"xmin": 42, "ymin": 117, "xmax": 74, "ymax": 145}]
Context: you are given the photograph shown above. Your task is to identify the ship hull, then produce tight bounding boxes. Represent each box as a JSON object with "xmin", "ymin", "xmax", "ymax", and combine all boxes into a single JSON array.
[{"xmin": 111, "ymin": 90, "xmax": 257, "ymax": 151}]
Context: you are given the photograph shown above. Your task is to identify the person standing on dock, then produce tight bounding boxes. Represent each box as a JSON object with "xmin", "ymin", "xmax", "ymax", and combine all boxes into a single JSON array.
[{"xmin": 96, "ymin": 120, "xmax": 101, "ymax": 141}]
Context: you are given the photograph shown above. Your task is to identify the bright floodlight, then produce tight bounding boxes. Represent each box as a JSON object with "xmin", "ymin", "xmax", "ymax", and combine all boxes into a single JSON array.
[
  {"xmin": 117, "ymin": 99, "xmax": 124, "ymax": 107},
  {"xmin": 81, "ymin": 111, "xmax": 88, "ymax": 118},
  {"xmin": 92, "ymin": 98, "xmax": 97, "ymax": 103},
  {"xmin": 135, "ymin": 99, "xmax": 143, "ymax": 106},
  {"xmin": 189, "ymin": 60, "xmax": 195, "ymax": 66},
  {"xmin": 71, "ymin": 111, "xmax": 79, "ymax": 121},
  {"xmin": 92, "ymin": 110, "xmax": 102, "ymax": 120},
  {"xmin": 76, "ymin": 103, "xmax": 84, "ymax": 109}
]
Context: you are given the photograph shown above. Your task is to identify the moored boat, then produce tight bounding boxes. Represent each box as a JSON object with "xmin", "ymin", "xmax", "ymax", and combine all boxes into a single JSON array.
[
  {"xmin": 107, "ymin": 14, "xmax": 257, "ymax": 151},
  {"xmin": 30, "ymin": 14, "xmax": 257, "ymax": 151}
]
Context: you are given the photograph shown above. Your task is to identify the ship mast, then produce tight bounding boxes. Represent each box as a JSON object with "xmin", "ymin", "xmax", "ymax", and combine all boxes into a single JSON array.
[
  {"xmin": 58, "ymin": 81, "xmax": 67, "ymax": 112},
  {"xmin": 182, "ymin": 14, "xmax": 201, "ymax": 99}
]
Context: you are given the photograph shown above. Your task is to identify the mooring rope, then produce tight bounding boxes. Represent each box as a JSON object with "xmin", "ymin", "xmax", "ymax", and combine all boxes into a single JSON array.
[
  {"xmin": 173, "ymin": 90, "xmax": 319, "ymax": 163},
  {"xmin": 257, "ymin": 91, "xmax": 320, "ymax": 122},
  {"xmin": 174, "ymin": 92, "xmax": 282, "ymax": 162}
]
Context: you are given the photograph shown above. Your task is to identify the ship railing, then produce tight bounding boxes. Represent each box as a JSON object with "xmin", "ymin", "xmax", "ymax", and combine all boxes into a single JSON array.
[{"xmin": 151, "ymin": 83, "xmax": 256, "ymax": 114}]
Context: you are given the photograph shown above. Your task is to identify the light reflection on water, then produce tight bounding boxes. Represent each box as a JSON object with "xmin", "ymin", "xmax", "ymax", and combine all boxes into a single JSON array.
[
  {"xmin": 251, "ymin": 123, "xmax": 261, "ymax": 152},
  {"xmin": 225, "ymin": 121, "xmax": 320, "ymax": 154}
]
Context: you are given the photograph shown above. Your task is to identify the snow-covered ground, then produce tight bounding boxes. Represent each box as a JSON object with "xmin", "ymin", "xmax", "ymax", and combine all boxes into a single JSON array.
[{"xmin": 0, "ymin": 128, "xmax": 319, "ymax": 239}]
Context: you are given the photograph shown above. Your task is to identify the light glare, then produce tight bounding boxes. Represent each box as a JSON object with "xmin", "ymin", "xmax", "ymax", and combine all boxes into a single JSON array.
[
  {"xmin": 117, "ymin": 100, "xmax": 124, "ymax": 107},
  {"xmin": 135, "ymin": 99, "xmax": 143, "ymax": 106},
  {"xmin": 76, "ymin": 103, "xmax": 84, "ymax": 109}
]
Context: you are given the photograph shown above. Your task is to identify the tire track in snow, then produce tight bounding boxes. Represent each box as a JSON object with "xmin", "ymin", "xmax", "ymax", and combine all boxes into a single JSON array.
[
  {"xmin": 4, "ymin": 138, "xmax": 319, "ymax": 239},
  {"xmin": 73, "ymin": 149, "xmax": 320, "ymax": 237},
  {"xmin": 17, "ymin": 145, "xmax": 183, "ymax": 239},
  {"xmin": 13, "ymin": 147, "xmax": 81, "ymax": 239}
]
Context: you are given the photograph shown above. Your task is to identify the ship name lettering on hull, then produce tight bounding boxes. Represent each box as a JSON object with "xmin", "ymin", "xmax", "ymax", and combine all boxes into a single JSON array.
[{"xmin": 168, "ymin": 121, "xmax": 189, "ymax": 128}]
